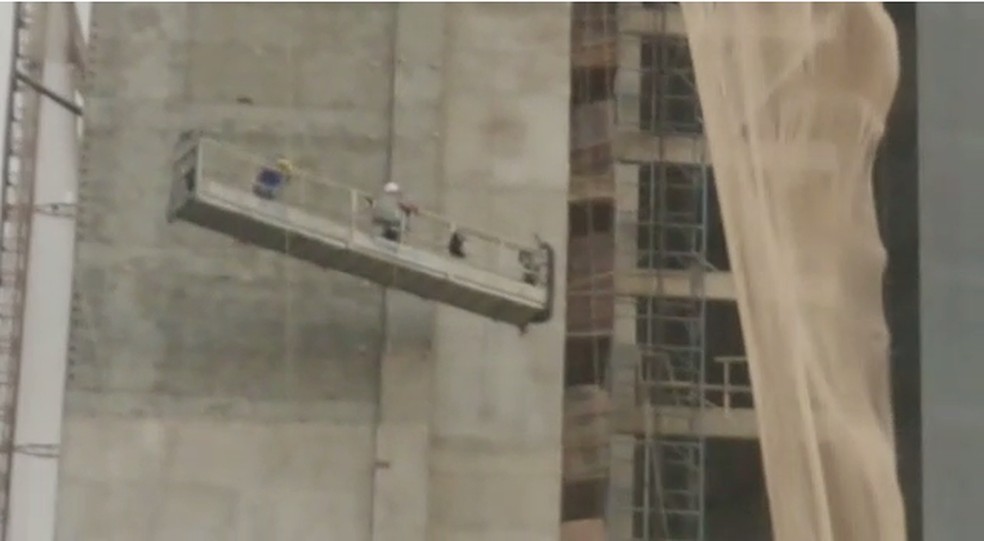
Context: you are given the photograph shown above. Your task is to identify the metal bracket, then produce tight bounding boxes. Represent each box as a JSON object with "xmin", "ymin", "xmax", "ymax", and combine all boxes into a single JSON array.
[
  {"xmin": 525, "ymin": 237, "xmax": 555, "ymax": 328},
  {"xmin": 15, "ymin": 71, "xmax": 83, "ymax": 117},
  {"xmin": 34, "ymin": 201, "xmax": 76, "ymax": 218},
  {"xmin": 13, "ymin": 443, "xmax": 59, "ymax": 459}
]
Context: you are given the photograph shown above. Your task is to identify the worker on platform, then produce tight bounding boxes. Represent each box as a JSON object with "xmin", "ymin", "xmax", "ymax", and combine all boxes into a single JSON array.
[
  {"xmin": 372, "ymin": 181, "xmax": 418, "ymax": 242},
  {"xmin": 253, "ymin": 156, "xmax": 294, "ymax": 200},
  {"xmin": 448, "ymin": 229, "xmax": 466, "ymax": 259}
]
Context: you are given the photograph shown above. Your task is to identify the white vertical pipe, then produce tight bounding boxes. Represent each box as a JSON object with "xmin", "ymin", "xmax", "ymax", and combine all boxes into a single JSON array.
[
  {"xmin": 72, "ymin": 2, "xmax": 89, "ymax": 141},
  {"xmin": 73, "ymin": 3, "xmax": 90, "ymax": 43},
  {"xmin": 7, "ymin": 4, "xmax": 78, "ymax": 541},
  {"xmin": 0, "ymin": 3, "xmax": 12, "ymax": 159}
]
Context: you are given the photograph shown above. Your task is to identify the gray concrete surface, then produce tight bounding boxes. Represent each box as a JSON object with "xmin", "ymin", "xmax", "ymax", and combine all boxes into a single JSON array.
[
  {"xmin": 57, "ymin": 3, "xmax": 568, "ymax": 540},
  {"xmin": 429, "ymin": 5, "xmax": 568, "ymax": 540},
  {"xmin": 917, "ymin": 4, "xmax": 984, "ymax": 540}
]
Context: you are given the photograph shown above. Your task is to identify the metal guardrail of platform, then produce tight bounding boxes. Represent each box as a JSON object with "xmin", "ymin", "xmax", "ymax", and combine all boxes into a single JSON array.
[{"xmin": 169, "ymin": 134, "xmax": 556, "ymax": 328}]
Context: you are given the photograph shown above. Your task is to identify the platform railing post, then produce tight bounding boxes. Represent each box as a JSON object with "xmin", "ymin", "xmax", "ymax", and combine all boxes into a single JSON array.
[
  {"xmin": 348, "ymin": 188, "xmax": 357, "ymax": 246},
  {"xmin": 722, "ymin": 357, "xmax": 731, "ymax": 414},
  {"xmin": 195, "ymin": 140, "xmax": 204, "ymax": 195},
  {"xmin": 445, "ymin": 222, "xmax": 454, "ymax": 280},
  {"xmin": 503, "ymin": 240, "xmax": 512, "ymax": 278}
]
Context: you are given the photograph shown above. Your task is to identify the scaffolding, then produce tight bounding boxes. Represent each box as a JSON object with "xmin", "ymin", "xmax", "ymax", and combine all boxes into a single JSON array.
[
  {"xmin": 562, "ymin": 3, "xmax": 618, "ymax": 533},
  {"xmin": 608, "ymin": 3, "xmax": 709, "ymax": 541}
]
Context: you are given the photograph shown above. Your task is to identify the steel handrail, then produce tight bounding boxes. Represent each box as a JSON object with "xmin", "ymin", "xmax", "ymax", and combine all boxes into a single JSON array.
[{"xmin": 200, "ymin": 136, "xmax": 542, "ymax": 254}]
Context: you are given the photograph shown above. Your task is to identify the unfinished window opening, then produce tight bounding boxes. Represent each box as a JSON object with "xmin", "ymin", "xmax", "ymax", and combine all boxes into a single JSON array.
[
  {"xmin": 704, "ymin": 300, "xmax": 751, "ymax": 410},
  {"xmin": 635, "ymin": 297, "xmax": 700, "ymax": 347},
  {"xmin": 573, "ymin": 2, "xmax": 618, "ymax": 36},
  {"xmin": 562, "ymin": 478, "xmax": 608, "ymax": 521},
  {"xmin": 705, "ymin": 174, "xmax": 730, "ymax": 270},
  {"xmin": 634, "ymin": 296, "xmax": 704, "ymax": 407},
  {"xmin": 639, "ymin": 35, "xmax": 701, "ymax": 135},
  {"xmin": 572, "ymin": 66, "xmax": 617, "ymax": 105},
  {"xmin": 630, "ymin": 437, "xmax": 703, "ymax": 540},
  {"xmin": 565, "ymin": 334, "xmax": 612, "ymax": 387},
  {"xmin": 570, "ymin": 199, "xmax": 615, "ymax": 238},
  {"xmin": 636, "ymin": 162, "xmax": 706, "ymax": 270}
]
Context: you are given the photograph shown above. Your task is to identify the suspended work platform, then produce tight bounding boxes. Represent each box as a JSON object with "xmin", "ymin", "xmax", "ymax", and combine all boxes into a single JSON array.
[{"xmin": 167, "ymin": 134, "xmax": 555, "ymax": 329}]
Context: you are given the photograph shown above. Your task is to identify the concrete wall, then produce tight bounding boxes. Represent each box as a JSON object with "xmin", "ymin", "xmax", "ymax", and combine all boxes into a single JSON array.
[
  {"xmin": 370, "ymin": 4, "xmax": 443, "ymax": 541},
  {"xmin": 60, "ymin": 4, "xmax": 393, "ymax": 539},
  {"xmin": 429, "ymin": 5, "xmax": 569, "ymax": 540},
  {"xmin": 917, "ymin": 4, "xmax": 984, "ymax": 541},
  {"xmin": 57, "ymin": 3, "xmax": 569, "ymax": 540}
]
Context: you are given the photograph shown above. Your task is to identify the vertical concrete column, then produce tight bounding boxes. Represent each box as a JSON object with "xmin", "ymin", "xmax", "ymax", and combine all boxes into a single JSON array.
[
  {"xmin": 614, "ymin": 16, "xmax": 643, "ymax": 132},
  {"xmin": 371, "ymin": 4, "xmax": 446, "ymax": 541},
  {"xmin": 613, "ymin": 162, "xmax": 640, "ymax": 275},
  {"xmin": 9, "ymin": 5, "xmax": 78, "ymax": 541},
  {"xmin": 609, "ymin": 289, "xmax": 639, "ymax": 540},
  {"xmin": 427, "ymin": 5, "xmax": 569, "ymax": 540}
]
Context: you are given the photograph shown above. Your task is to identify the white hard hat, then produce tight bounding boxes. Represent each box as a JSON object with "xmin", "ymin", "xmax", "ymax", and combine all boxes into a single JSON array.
[{"xmin": 383, "ymin": 182, "xmax": 400, "ymax": 194}]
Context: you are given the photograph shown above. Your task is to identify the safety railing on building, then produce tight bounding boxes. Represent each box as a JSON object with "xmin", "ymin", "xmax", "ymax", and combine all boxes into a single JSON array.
[{"xmin": 0, "ymin": 3, "xmax": 44, "ymax": 537}]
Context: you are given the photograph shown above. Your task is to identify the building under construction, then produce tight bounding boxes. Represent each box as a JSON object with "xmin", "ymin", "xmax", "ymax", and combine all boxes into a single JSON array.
[
  {"xmin": 564, "ymin": 4, "xmax": 920, "ymax": 540},
  {"xmin": 566, "ymin": 4, "xmax": 763, "ymax": 539},
  {"xmin": 0, "ymin": 2, "xmax": 978, "ymax": 541}
]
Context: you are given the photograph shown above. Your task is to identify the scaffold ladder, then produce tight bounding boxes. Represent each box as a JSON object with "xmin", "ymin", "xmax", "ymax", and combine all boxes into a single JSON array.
[
  {"xmin": 0, "ymin": 3, "xmax": 44, "ymax": 536},
  {"xmin": 608, "ymin": 5, "xmax": 710, "ymax": 538},
  {"xmin": 636, "ymin": 158, "xmax": 709, "ymax": 541},
  {"xmin": 644, "ymin": 17, "xmax": 710, "ymax": 540}
]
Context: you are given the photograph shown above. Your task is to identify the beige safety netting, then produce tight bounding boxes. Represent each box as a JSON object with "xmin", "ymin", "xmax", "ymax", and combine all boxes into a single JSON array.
[{"xmin": 680, "ymin": 4, "xmax": 905, "ymax": 541}]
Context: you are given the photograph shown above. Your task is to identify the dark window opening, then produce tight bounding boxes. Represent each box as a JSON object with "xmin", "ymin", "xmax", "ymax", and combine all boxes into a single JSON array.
[
  {"xmin": 705, "ymin": 301, "xmax": 751, "ymax": 409},
  {"xmin": 561, "ymin": 478, "xmax": 607, "ymax": 521},
  {"xmin": 635, "ymin": 297, "xmax": 702, "ymax": 348},
  {"xmin": 635, "ymin": 297, "xmax": 704, "ymax": 406},
  {"xmin": 565, "ymin": 335, "xmax": 611, "ymax": 387},
  {"xmin": 639, "ymin": 35, "xmax": 701, "ymax": 135},
  {"xmin": 705, "ymin": 176, "xmax": 730, "ymax": 270},
  {"xmin": 631, "ymin": 437, "xmax": 702, "ymax": 539},
  {"xmin": 572, "ymin": 3, "xmax": 618, "ymax": 35},
  {"xmin": 572, "ymin": 67, "xmax": 617, "ymax": 105},
  {"xmin": 636, "ymin": 163, "xmax": 710, "ymax": 270},
  {"xmin": 570, "ymin": 199, "xmax": 615, "ymax": 238}
]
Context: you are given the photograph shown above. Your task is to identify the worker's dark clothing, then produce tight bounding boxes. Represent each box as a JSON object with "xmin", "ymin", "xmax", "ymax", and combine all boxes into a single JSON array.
[
  {"xmin": 448, "ymin": 232, "xmax": 466, "ymax": 258},
  {"xmin": 372, "ymin": 192, "xmax": 417, "ymax": 243},
  {"xmin": 254, "ymin": 168, "xmax": 287, "ymax": 200},
  {"xmin": 382, "ymin": 225, "xmax": 401, "ymax": 242}
]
